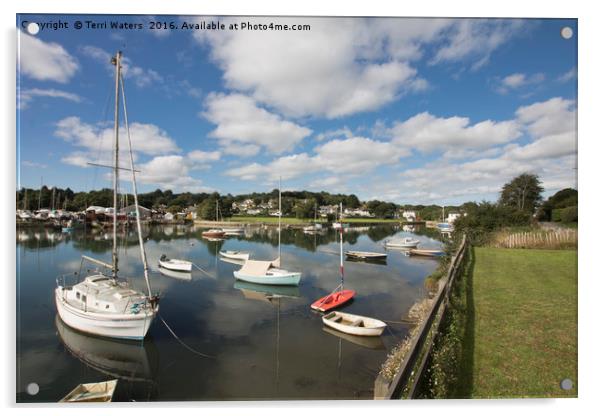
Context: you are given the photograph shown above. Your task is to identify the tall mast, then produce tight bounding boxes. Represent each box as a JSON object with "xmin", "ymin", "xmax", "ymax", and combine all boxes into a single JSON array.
[
  {"xmin": 119, "ymin": 63, "xmax": 152, "ymax": 297},
  {"xmin": 278, "ymin": 177, "xmax": 282, "ymax": 261},
  {"xmin": 38, "ymin": 177, "xmax": 42, "ymax": 210},
  {"xmin": 339, "ymin": 219, "xmax": 344, "ymax": 290},
  {"xmin": 111, "ymin": 51, "xmax": 122, "ymax": 278}
]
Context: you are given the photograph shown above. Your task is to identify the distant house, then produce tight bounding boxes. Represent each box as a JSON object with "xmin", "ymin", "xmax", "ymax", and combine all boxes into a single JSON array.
[
  {"xmin": 402, "ymin": 210, "xmax": 417, "ymax": 222},
  {"xmin": 121, "ymin": 204, "xmax": 151, "ymax": 220},
  {"xmin": 447, "ymin": 212, "xmax": 463, "ymax": 223},
  {"xmin": 247, "ymin": 209, "xmax": 262, "ymax": 215},
  {"xmin": 164, "ymin": 212, "xmax": 174, "ymax": 221}
]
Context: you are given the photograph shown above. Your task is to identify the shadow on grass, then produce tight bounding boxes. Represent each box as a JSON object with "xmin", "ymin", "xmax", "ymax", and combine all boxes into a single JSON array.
[{"xmin": 455, "ymin": 245, "xmax": 476, "ymax": 398}]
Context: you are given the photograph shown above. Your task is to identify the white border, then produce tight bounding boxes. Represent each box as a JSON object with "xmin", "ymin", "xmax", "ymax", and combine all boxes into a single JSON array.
[{"xmin": 3, "ymin": 1, "xmax": 600, "ymax": 415}]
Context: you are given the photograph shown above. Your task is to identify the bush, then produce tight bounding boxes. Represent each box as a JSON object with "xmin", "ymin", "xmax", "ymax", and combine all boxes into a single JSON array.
[{"xmin": 561, "ymin": 206, "xmax": 578, "ymax": 223}]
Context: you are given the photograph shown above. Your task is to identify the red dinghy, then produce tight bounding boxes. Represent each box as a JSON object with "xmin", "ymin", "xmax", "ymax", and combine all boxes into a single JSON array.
[{"xmin": 311, "ymin": 289, "xmax": 355, "ymax": 312}]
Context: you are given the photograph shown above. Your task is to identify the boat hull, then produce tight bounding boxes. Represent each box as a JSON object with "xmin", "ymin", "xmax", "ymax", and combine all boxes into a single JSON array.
[
  {"xmin": 322, "ymin": 311, "xmax": 386, "ymax": 337},
  {"xmin": 233, "ymin": 271, "xmax": 301, "ymax": 286},
  {"xmin": 55, "ymin": 289, "xmax": 157, "ymax": 340},
  {"xmin": 158, "ymin": 260, "xmax": 192, "ymax": 272},
  {"xmin": 219, "ymin": 251, "xmax": 250, "ymax": 261},
  {"xmin": 311, "ymin": 289, "xmax": 355, "ymax": 312}
]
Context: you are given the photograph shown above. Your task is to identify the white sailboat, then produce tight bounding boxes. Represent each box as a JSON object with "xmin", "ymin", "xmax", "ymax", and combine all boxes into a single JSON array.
[
  {"xmin": 332, "ymin": 202, "xmax": 349, "ymax": 229},
  {"xmin": 55, "ymin": 51, "xmax": 159, "ymax": 341},
  {"xmin": 234, "ymin": 178, "xmax": 301, "ymax": 286}
]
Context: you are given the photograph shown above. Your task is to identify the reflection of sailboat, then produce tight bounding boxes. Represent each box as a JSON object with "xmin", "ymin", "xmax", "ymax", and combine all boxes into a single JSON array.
[
  {"xmin": 234, "ymin": 281, "xmax": 300, "ymax": 300},
  {"xmin": 322, "ymin": 326, "xmax": 385, "ymax": 350},
  {"xmin": 158, "ymin": 267, "xmax": 193, "ymax": 281},
  {"xmin": 55, "ymin": 315, "xmax": 155, "ymax": 383}
]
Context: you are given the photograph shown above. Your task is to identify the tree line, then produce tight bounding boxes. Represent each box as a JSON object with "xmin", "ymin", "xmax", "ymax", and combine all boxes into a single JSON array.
[{"xmin": 15, "ymin": 186, "xmax": 462, "ymax": 221}]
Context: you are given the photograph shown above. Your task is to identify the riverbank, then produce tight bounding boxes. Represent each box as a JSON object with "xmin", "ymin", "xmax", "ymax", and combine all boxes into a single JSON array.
[
  {"xmin": 195, "ymin": 216, "xmax": 402, "ymax": 227},
  {"xmin": 426, "ymin": 247, "xmax": 577, "ymax": 398}
]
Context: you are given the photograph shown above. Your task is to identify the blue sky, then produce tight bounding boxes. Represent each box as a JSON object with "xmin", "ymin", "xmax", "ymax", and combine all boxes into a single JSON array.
[{"xmin": 16, "ymin": 15, "xmax": 577, "ymax": 205}]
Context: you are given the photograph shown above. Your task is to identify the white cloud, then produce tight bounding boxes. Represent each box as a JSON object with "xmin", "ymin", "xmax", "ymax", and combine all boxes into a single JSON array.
[
  {"xmin": 226, "ymin": 135, "xmax": 407, "ymax": 181},
  {"xmin": 515, "ymin": 97, "xmax": 575, "ymax": 138},
  {"xmin": 390, "ymin": 112, "xmax": 521, "ymax": 155},
  {"xmin": 314, "ymin": 136, "xmax": 409, "ymax": 173},
  {"xmin": 136, "ymin": 155, "xmax": 210, "ymax": 192},
  {"xmin": 430, "ymin": 19, "xmax": 527, "ymax": 70},
  {"xmin": 55, "ymin": 116, "xmax": 180, "ymax": 158},
  {"xmin": 80, "ymin": 45, "xmax": 163, "ymax": 87},
  {"xmin": 54, "ymin": 116, "xmax": 223, "ymax": 192},
  {"xmin": 192, "ymin": 17, "xmax": 441, "ymax": 118},
  {"xmin": 21, "ymin": 160, "xmax": 47, "ymax": 169},
  {"xmin": 18, "ymin": 31, "xmax": 79, "ymax": 83},
  {"xmin": 202, "ymin": 93, "xmax": 312, "ymax": 155},
  {"xmin": 557, "ymin": 67, "xmax": 576, "ymax": 83},
  {"xmin": 494, "ymin": 72, "xmax": 545, "ymax": 94},
  {"xmin": 18, "ymin": 88, "xmax": 82, "ymax": 109}
]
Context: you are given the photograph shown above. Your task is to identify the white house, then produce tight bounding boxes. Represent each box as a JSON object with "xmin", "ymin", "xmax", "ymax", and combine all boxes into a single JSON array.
[
  {"xmin": 402, "ymin": 210, "xmax": 417, "ymax": 221},
  {"xmin": 447, "ymin": 212, "xmax": 463, "ymax": 223}
]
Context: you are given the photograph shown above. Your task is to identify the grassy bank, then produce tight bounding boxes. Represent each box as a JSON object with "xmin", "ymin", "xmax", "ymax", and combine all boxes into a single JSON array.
[
  {"xmin": 426, "ymin": 247, "xmax": 577, "ymax": 398},
  {"xmin": 223, "ymin": 216, "xmax": 399, "ymax": 224}
]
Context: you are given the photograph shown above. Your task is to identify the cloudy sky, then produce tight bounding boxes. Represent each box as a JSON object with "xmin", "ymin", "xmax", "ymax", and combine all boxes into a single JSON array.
[{"xmin": 16, "ymin": 15, "xmax": 577, "ymax": 204}]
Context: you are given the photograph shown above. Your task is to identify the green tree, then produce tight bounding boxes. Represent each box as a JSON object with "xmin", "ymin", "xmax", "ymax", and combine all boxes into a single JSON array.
[{"xmin": 499, "ymin": 173, "xmax": 544, "ymax": 214}]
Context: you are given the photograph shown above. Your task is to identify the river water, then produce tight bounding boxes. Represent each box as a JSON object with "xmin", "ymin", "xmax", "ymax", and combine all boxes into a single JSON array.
[{"xmin": 16, "ymin": 224, "xmax": 442, "ymax": 402}]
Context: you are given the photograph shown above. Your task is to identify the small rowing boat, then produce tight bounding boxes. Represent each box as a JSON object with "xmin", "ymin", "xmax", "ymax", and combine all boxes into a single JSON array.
[
  {"xmin": 409, "ymin": 248, "xmax": 445, "ymax": 257},
  {"xmin": 158, "ymin": 255, "xmax": 192, "ymax": 272},
  {"xmin": 59, "ymin": 379, "xmax": 118, "ymax": 402},
  {"xmin": 345, "ymin": 250, "xmax": 387, "ymax": 260},
  {"xmin": 322, "ymin": 311, "xmax": 386, "ymax": 337},
  {"xmin": 222, "ymin": 227, "xmax": 244, "ymax": 235},
  {"xmin": 220, "ymin": 250, "xmax": 250, "ymax": 261},
  {"xmin": 384, "ymin": 237, "xmax": 420, "ymax": 249},
  {"xmin": 202, "ymin": 229, "xmax": 225, "ymax": 238}
]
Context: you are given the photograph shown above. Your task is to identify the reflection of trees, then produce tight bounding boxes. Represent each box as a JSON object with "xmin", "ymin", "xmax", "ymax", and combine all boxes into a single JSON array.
[
  {"xmin": 410, "ymin": 225, "xmax": 444, "ymax": 241},
  {"xmin": 365, "ymin": 225, "xmax": 398, "ymax": 242}
]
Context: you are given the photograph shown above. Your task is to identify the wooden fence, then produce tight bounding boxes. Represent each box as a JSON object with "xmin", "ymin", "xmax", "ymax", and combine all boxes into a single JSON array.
[
  {"xmin": 381, "ymin": 234, "xmax": 468, "ymax": 399},
  {"xmin": 491, "ymin": 229, "xmax": 577, "ymax": 249}
]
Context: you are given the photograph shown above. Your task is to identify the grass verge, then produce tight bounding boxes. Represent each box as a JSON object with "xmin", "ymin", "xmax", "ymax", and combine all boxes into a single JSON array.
[{"xmin": 424, "ymin": 246, "xmax": 577, "ymax": 398}]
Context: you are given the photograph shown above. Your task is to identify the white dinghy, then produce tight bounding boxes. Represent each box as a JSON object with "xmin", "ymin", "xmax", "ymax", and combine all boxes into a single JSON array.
[
  {"xmin": 384, "ymin": 237, "xmax": 420, "ymax": 249},
  {"xmin": 158, "ymin": 254, "xmax": 192, "ymax": 272},
  {"xmin": 322, "ymin": 311, "xmax": 386, "ymax": 337},
  {"xmin": 55, "ymin": 52, "xmax": 159, "ymax": 341},
  {"xmin": 219, "ymin": 250, "xmax": 250, "ymax": 261}
]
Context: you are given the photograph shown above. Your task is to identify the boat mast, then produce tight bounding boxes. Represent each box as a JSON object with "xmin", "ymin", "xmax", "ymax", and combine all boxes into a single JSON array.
[
  {"xmin": 119, "ymin": 60, "xmax": 153, "ymax": 297},
  {"xmin": 111, "ymin": 51, "xmax": 122, "ymax": 279},
  {"xmin": 339, "ymin": 215, "xmax": 344, "ymax": 290},
  {"xmin": 278, "ymin": 177, "xmax": 282, "ymax": 262}
]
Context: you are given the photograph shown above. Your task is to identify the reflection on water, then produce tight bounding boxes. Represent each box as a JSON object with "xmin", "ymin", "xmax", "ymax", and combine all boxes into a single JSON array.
[{"xmin": 17, "ymin": 224, "xmax": 442, "ymax": 402}]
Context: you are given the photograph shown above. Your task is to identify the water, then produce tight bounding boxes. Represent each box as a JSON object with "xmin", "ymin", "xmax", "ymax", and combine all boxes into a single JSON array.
[{"xmin": 16, "ymin": 224, "xmax": 442, "ymax": 402}]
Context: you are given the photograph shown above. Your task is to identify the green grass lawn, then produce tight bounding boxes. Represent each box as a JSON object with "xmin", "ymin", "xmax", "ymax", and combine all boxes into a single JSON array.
[{"xmin": 465, "ymin": 247, "xmax": 577, "ymax": 398}]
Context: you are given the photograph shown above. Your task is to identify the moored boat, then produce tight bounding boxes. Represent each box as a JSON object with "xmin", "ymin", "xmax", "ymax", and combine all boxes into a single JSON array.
[
  {"xmin": 219, "ymin": 250, "xmax": 250, "ymax": 261},
  {"xmin": 202, "ymin": 229, "xmax": 225, "ymax": 238},
  {"xmin": 311, "ymin": 289, "xmax": 355, "ymax": 312},
  {"xmin": 345, "ymin": 250, "xmax": 387, "ymax": 260},
  {"xmin": 322, "ymin": 311, "xmax": 387, "ymax": 337},
  {"xmin": 384, "ymin": 237, "xmax": 420, "ymax": 249},
  {"xmin": 55, "ymin": 51, "xmax": 159, "ymax": 341},
  {"xmin": 158, "ymin": 254, "xmax": 192, "ymax": 272},
  {"xmin": 234, "ymin": 259, "xmax": 301, "ymax": 286},
  {"xmin": 409, "ymin": 248, "xmax": 445, "ymax": 257},
  {"xmin": 59, "ymin": 379, "xmax": 118, "ymax": 403}
]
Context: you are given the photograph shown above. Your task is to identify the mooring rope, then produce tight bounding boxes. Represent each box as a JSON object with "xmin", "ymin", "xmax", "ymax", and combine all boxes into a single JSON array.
[
  {"xmin": 191, "ymin": 262, "xmax": 215, "ymax": 278},
  {"xmin": 159, "ymin": 314, "xmax": 214, "ymax": 359}
]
